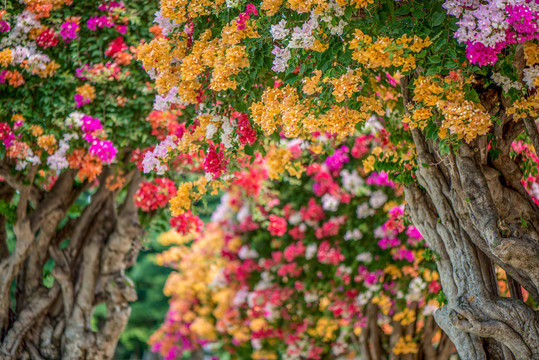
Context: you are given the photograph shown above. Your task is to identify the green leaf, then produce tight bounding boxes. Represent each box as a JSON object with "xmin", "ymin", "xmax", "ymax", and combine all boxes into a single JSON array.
[
  {"xmin": 429, "ymin": 55, "xmax": 441, "ymax": 64},
  {"xmin": 426, "ymin": 66, "xmax": 442, "ymax": 76},
  {"xmin": 465, "ymin": 89, "xmax": 481, "ymax": 103},
  {"xmin": 431, "ymin": 12, "xmax": 446, "ymax": 27},
  {"xmin": 425, "ymin": 122, "xmax": 439, "ymax": 141}
]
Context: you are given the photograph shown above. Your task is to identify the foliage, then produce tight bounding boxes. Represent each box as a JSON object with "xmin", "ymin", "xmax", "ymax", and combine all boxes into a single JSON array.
[{"xmin": 0, "ymin": 1, "xmax": 211, "ymax": 358}]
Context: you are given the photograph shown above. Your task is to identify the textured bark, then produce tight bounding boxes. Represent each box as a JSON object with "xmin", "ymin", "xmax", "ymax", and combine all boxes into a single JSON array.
[
  {"xmin": 0, "ymin": 164, "xmax": 143, "ymax": 360},
  {"xmin": 354, "ymin": 300, "xmax": 453, "ymax": 360},
  {"xmin": 401, "ymin": 72, "xmax": 539, "ymax": 360}
]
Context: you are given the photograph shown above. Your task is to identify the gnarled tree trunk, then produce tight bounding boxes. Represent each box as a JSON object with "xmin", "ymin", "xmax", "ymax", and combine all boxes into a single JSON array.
[
  {"xmin": 355, "ymin": 302, "xmax": 454, "ymax": 360},
  {"xmin": 0, "ymin": 163, "xmax": 142, "ymax": 360},
  {"xmin": 401, "ymin": 74, "xmax": 539, "ymax": 360}
]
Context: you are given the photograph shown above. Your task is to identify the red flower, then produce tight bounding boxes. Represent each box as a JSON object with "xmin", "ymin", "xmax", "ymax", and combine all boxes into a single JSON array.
[
  {"xmin": 268, "ymin": 215, "xmax": 287, "ymax": 236},
  {"xmin": 284, "ymin": 241, "xmax": 305, "ymax": 262},
  {"xmin": 133, "ymin": 177, "xmax": 176, "ymax": 212},
  {"xmin": 236, "ymin": 114, "xmax": 257, "ymax": 145},
  {"xmin": 317, "ymin": 241, "xmax": 344, "ymax": 265},
  {"xmin": 204, "ymin": 144, "xmax": 227, "ymax": 179},
  {"xmin": 169, "ymin": 211, "xmax": 203, "ymax": 235},
  {"xmin": 36, "ymin": 28, "xmax": 58, "ymax": 48},
  {"xmin": 105, "ymin": 36, "xmax": 128, "ymax": 58}
]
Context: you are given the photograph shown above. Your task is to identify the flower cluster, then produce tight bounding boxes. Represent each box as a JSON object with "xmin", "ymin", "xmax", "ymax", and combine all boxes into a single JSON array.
[
  {"xmin": 0, "ymin": 1, "xmax": 159, "ymax": 183},
  {"xmin": 134, "ymin": 178, "xmax": 177, "ymax": 212},
  {"xmin": 151, "ymin": 134, "xmax": 448, "ymax": 360},
  {"xmin": 444, "ymin": 0, "xmax": 539, "ymax": 66}
]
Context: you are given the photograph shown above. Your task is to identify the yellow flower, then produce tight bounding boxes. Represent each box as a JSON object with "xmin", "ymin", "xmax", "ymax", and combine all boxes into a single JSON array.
[
  {"xmin": 250, "ymin": 318, "xmax": 266, "ymax": 332},
  {"xmin": 0, "ymin": 49, "xmax": 13, "ymax": 67},
  {"xmin": 169, "ymin": 177, "xmax": 208, "ymax": 215},
  {"xmin": 525, "ymin": 42, "xmax": 539, "ymax": 66},
  {"xmin": 302, "ymin": 70, "xmax": 323, "ymax": 95},
  {"xmin": 170, "ymin": 182, "xmax": 194, "ymax": 215},
  {"xmin": 76, "ymin": 84, "xmax": 96, "ymax": 102},
  {"xmin": 393, "ymin": 335, "xmax": 419, "ymax": 355},
  {"xmin": 31, "ymin": 125, "xmax": 44, "ymax": 137},
  {"xmin": 363, "ymin": 155, "xmax": 375, "ymax": 173},
  {"xmin": 267, "ymin": 148, "xmax": 292, "ymax": 180},
  {"xmin": 384, "ymin": 264, "xmax": 402, "ymax": 279},
  {"xmin": 37, "ymin": 60, "xmax": 60, "ymax": 78},
  {"xmin": 38, "ymin": 134, "xmax": 57, "ymax": 155},
  {"xmin": 253, "ymin": 351, "xmax": 278, "ymax": 360},
  {"xmin": 307, "ymin": 317, "xmax": 339, "ymax": 341},
  {"xmin": 285, "ymin": 161, "xmax": 304, "ymax": 179},
  {"xmin": 158, "ymin": 229, "xmax": 194, "ymax": 246},
  {"xmin": 372, "ymin": 294, "xmax": 392, "ymax": 315},
  {"xmin": 260, "ymin": 0, "xmax": 283, "ymax": 15},
  {"xmin": 190, "ymin": 317, "xmax": 217, "ymax": 341},
  {"xmin": 437, "ymin": 100, "xmax": 491, "ymax": 143},
  {"xmin": 350, "ymin": 0, "xmax": 374, "ymax": 8},
  {"xmin": 309, "ymin": 39, "xmax": 329, "ymax": 52},
  {"xmin": 327, "ymin": 71, "xmax": 363, "ymax": 102},
  {"xmin": 231, "ymin": 326, "xmax": 250, "ymax": 343},
  {"xmin": 393, "ymin": 307, "xmax": 416, "ymax": 326}
]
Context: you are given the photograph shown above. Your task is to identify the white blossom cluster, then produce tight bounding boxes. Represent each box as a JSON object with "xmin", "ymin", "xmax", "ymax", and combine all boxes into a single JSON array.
[
  {"xmin": 321, "ymin": 193, "xmax": 340, "ymax": 211},
  {"xmin": 238, "ymin": 245, "xmax": 259, "ymax": 259},
  {"xmin": 202, "ymin": 113, "xmax": 238, "ymax": 148},
  {"xmin": 318, "ymin": 0, "xmax": 348, "ymax": 36},
  {"xmin": 523, "ymin": 66, "xmax": 539, "ymax": 88},
  {"xmin": 15, "ymin": 148, "xmax": 41, "ymax": 170},
  {"xmin": 356, "ymin": 202, "xmax": 375, "ymax": 218},
  {"xmin": 142, "ymin": 135, "xmax": 176, "ymax": 174},
  {"xmin": 355, "ymin": 284, "xmax": 381, "ymax": 306},
  {"xmin": 355, "ymin": 252, "xmax": 373, "ymax": 263},
  {"xmin": 153, "ymin": 11, "xmax": 181, "ymax": 36},
  {"xmin": 153, "ymin": 86, "xmax": 187, "ymax": 111},
  {"xmin": 491, "ymin": 72, "xmax": 523, "ymax": 92},
  {"xmin": 344, "ymin": 228, "xmax": 363, "ymax": 241},
  {"xmin": 268, "ymin": 0, "xmax": 348, "ymax": 72},
  {"xmin": 331, "ymin": 331, "xmax": 351, "ymax": 357},
  {"xmin": 369, "ymin": 190, "xmax": 388, "ymax": 209},
  {"xmin": 305, "ymin": 243, "xmax": 317, "ymax": 259},
  {"xmin": 271, "ymin": 46, "xmax": 291, "ymax": 72},
  {"xmin": 0, "ymin": 11, "xmax": 53, "ymax": 73},
  {"xmin": 47, "ymin": 133, "xmax": 79, "ymax": 172},
  {"xmin": 1, "ymin": 10, "xmax": 40, "ymax": 47},
  {"xmin": 406, "ymin": 277, "xmax": 427, "ymax": 303},
  {"xmin": 225, "ymin": 0, "xmax": 241, "ymax": 8},
  {"xmin": 340, "ymin": 169, "xmax": 364, "ymax": 194}
]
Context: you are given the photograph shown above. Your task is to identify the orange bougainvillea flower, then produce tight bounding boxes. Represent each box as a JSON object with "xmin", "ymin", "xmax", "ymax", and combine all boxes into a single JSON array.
[
  {"xmin": 116, "ymin": 96, "xmax": 127, "ymax": 107},
  {"xmin": 105, "ymin": 172, "xmax": 126, "ymax": 191},
  {"xmin": 149, "ymin": 25, "xmax": 163, "ymax": 38},
  {"xmin": 6, "ymin": 140, "xmax": 29, "ymax": 159},
  {"xmin": 114, "ymin": 51, "xmax": 133, "ymax": 66},
  {"xmin": 37, "ymin": 134, "xmax": 57, "ymax": 155},
  {"xmin": 68, "ymin": 148, "xmax": 102, "ymax": 182},
  {"xmin": 3, "ymin": 70, "xmax": 25, "ymax": 87}
]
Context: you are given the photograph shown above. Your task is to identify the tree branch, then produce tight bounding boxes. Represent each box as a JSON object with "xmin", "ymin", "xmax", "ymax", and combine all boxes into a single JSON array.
[
  {"xmin": 16, "ymin": 165, "xmax": 38, "ymax": 222},
  {"xmin": 29, "ymin": 169, "xmax": 79, "ymax": 233},
  {"xmin": 0, "ymin": 163, "xmax": 41, "ymax": 206},
  {"xmin": 2, "ymin": 285, "xmax": 60, "ymax": 356}
]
